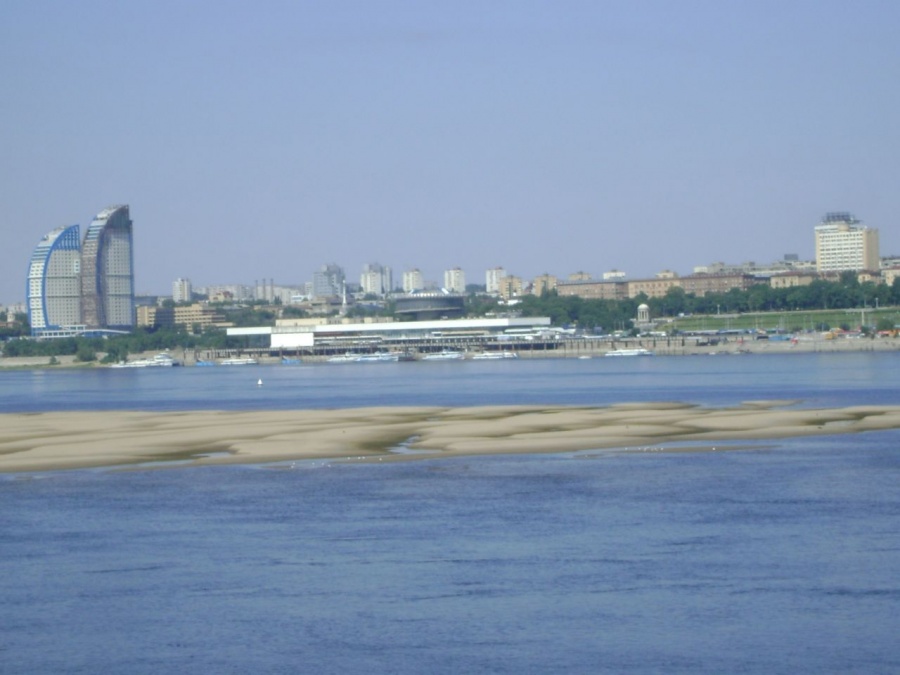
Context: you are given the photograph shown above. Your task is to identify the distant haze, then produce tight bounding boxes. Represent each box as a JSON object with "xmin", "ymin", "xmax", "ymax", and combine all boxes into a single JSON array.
[{"xmin": 2, "ymin": 1, "xmax": 898, "ymax": 303}]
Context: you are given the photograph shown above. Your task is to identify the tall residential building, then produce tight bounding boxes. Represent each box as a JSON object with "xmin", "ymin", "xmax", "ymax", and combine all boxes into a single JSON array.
[
  {"xmin": 402, "ymin": 268, "xmax": 424, "ymax": 293},
  {"xmin": 444, "ymin": 267, "xmax": 466, "ymax": 294},
  {"xmin": 498, "ymin": 275, "xmax": 523, "ymax": 300},
  {"xmin": 815, "ymin": 212, "xmax": 880, "ymax": 273},
  {"xmin": 485, "ymin": 267, "xmax": 506, "ymax": 295},
  {"xmin": 27, "ymin": 224, "xmax": 82, "ymax": 335},
  {"xmin": 532, "ymin": 274, "xmax": 557, "ymax": 296},
  {"xmin": 172, "ymin": 278, "xmax": 193, "ymax": 303},
  {"xmin": 312, "ymin": 263, "xmax": 344, "ymax": 298},
  {"xmin": 360, "ymin": 263, "xmax": 392, "ymax": 296},
  {"xmin": 81, "ymin": 205, "xmax": 135, "ymax": 330}
]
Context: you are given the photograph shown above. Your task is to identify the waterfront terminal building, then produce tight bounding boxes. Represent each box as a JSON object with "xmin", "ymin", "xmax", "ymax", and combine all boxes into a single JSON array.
[{"xmin": 228, "ymin": 316, "xmax": 555, "ymax": 356}]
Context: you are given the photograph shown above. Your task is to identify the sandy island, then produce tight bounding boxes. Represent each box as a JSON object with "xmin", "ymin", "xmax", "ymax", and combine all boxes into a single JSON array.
[{"xmin": 2, "ymin": 401, "xmax": 900, "ymax": 473}]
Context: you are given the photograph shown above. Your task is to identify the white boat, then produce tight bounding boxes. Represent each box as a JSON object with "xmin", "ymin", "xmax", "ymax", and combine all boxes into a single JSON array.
[
  {"xmin": 327, "ymin": 353, "xmax": 363, "ymax": 363},
  {"xmin": 328, "ymin": 352, "xmax": 401, "ymax": 363},
  {"xmin": 604, "ymin": 348, "xmax": 654, "ymax": 357},
  {"xmin": 110, "ymin": 353, "xmax": 177, "ymax": 368},
  {"xmin": 421, "ymin": 350, "xmax": 465, "ymax": 361},
  {"xmin": 219, "ymin": 357, "xmax": 258, "ymax": 365},
  {"xmin": 471, "ymin": 351, "xmax": 518, "ymax": 360},
  {"xmin": 355, "ymin": 352, "xmax": 400, "ymax": 363}
]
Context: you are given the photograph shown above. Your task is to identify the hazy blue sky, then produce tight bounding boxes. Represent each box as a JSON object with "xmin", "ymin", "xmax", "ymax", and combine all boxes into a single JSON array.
[{"xmin": 2, "ymin": 0, "xmax": 898, "ymax": 303}]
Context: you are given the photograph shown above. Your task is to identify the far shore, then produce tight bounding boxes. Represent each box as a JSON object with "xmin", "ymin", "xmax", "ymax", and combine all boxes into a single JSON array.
[
  {"xmin": 1, "ymin": 333, "xmax": 898, "ymax": 369},
  {"xmin": 2, "ymin": 401, "xmax": 900, "ymax": 474}
]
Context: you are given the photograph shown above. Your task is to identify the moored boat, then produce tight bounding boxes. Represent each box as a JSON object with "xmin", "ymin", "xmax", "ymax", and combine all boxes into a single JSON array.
[
  {"xmin": 327, "ymin": 353, "xmax": 364, "ymax": 363},
  {"xmin": 355, "ymin": 352, "xmax": 401, "ymax": 363},
  {"xmin": 110, "ymin": 353, "xmax": 178, "ymax": 368},
  {"xmin": 471, "ymin": 351, "xmax": 518, "ymax": 360},
  {"xmin": 219, "ymin": 357, "xmax": 258, "ymax": 365},
  {"xmin": 328, "ymin": 352, "xmax": 401, "ymax": 363},
  {"xmin": 421, "ymin": 350, "xmax": 465, "ymax": 361}
]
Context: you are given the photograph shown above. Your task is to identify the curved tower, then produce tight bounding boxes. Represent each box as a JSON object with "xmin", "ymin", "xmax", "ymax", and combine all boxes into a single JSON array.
[
  {"xmin": 81, "ymin": 205, "xmax": 134, "ymax": 330},
  {"xmin": 27, "ymin": 224, "xmax": 83, "ymax": 335}
]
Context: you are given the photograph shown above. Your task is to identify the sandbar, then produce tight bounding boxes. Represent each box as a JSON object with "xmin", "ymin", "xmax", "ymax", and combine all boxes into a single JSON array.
[{"xmin": 2, "ymin": 401, "xmax": 900, "ymax": 474}]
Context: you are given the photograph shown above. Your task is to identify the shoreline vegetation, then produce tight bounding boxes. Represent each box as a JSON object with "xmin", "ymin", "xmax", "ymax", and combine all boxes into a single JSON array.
[{"xmin": 2, "ymin": 401, "xmax": 900, "ymax": 474}]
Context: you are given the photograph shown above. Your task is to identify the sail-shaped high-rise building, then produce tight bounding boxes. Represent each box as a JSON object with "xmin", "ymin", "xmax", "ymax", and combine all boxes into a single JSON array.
[
  {"xmin": 26, "ymin": 224, "xmax": 83, "ymax": 336},
  {"xmin": 80, "ymin": 205, "xmax": 135, "ymax": 330}
]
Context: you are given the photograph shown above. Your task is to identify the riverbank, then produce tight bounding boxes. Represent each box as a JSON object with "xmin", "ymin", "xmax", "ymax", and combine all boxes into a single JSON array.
[
  {"xmin": 1, "ymin": 334, "xmax": 898, "ymax": 369},
  {"xmin": 2, "ymin": 401, "xmax": 900, "ymax": 473}
]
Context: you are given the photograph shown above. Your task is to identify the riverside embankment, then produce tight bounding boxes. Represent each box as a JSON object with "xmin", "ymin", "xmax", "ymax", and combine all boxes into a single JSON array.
[{"xmin": 1, "ymin": 334, "xmax": 898, "ymax": 369}]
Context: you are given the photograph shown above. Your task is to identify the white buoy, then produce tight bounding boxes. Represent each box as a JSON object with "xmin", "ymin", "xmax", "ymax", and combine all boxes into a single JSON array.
[{"xmin": 257, "ymin": 378, "xmax": 263, "ymax": 387}]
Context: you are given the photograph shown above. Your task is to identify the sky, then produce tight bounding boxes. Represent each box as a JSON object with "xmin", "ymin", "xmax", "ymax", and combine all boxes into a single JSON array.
[{"xmin": 2, "ymin": 0, "xmax": 898, "ymax": 303}]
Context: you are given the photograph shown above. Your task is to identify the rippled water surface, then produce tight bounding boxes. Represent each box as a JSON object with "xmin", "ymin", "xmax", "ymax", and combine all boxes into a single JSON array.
[{"xmin": 2, "ymin": 353, "xmax": 899, "ymax": 673}]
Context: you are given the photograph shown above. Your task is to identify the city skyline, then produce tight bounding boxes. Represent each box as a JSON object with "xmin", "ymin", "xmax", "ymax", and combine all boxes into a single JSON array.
[
  {"xmin": 2, "ymin": 2, "xmax": 898, "ymax": 305},
  {"xmin": 9, "ymin": 207, "xmax": 894, "ymax": 308}
]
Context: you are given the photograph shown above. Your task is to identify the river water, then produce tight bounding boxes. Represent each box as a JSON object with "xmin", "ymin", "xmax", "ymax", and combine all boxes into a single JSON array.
[{"xmin": 2, "ymin": 352, "xmax": 899, "ymax": 673}]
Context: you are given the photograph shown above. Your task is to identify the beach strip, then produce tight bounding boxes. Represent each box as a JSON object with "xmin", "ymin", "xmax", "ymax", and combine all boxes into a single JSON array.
[{"xmin": 2, "ymin": 402, "xmax": 900, "ymax": 473}]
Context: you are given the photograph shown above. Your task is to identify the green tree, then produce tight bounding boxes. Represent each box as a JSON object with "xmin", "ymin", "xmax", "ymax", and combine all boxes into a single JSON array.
[
  {"xmin": 655, "ymin": 286, "xmax": 688, "ymax": 317},
  {"xmin": 75, "ymin": 345, "xmax": 97, "ymax": 362},
  {"xmin": 102, "ymin": 343, "xmax": 128, "ymax": 364},
  {"xmin": 282, "ymin": 306, "xmax": 308, "ymax": 318}
]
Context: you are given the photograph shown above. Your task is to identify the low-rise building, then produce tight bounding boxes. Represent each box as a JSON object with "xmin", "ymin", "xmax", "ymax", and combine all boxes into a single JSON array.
[
  {"xmin": 769, "ymin": 272, "xmax": 817, "ymax": 289},
  {"xmin": 627, "ymin": 276, "xmax": 681, "ymax": 299},
  {"xmin": 137, "ymin": 303, "xmax": 230, "ymax": 330},
  {"xmin": 229, "ymin": 316, "xmax": 554, "ymax": 352},
  {"xmin": 882, "ymin": 268, "xmax": 900, "ymax": 286},
  {"xmin": 558, "ymin": 271, "xmax": 757, "ymax": 300},
  {"xmin": 680, "ymin": 273, "xmax": 759, "ymax": 296},
  {"xmin": 557, "ymin": 280, "xmax": 627, "ymax": 300}
]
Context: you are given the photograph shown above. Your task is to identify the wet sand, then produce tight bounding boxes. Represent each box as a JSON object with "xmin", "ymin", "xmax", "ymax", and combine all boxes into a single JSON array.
[{"xmin": 2, "ymin": 401, "xmax": 900, "ymax": 473}]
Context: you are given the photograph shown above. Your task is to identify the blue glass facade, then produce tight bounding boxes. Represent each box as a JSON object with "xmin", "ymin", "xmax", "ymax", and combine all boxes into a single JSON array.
[{"xmin": 27, "ymin": 224, "xmax": 82, "ymax": 335}]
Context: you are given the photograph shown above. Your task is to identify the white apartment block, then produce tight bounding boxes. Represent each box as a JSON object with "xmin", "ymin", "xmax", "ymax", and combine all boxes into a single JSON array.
[
  {"xmin": 485, "ymin": 267, "xmax": 506, "ymax": 294},
  {"xmin": 360, "ymin": 263, "xmax": 392, "ymax": 296},
  {"xmin": 172, "ymin": 278, "xmax": 193, "ymax": 303},
  {"xmin": 815, "ymin": 212, "xmax": 880, "ymax": 273},
  {"xmin": 312, "ymin": 264, "xmax": 344, "ymax": 298},
  {"xmin": 402, "ymin": 268, "xmax": 424, "ymax": 293},
  {"xmin": 196, "ymin": 284, "xmax": 255, "ymax": 302},
  {"xmin": 444, "ymin": 267, "xmax": 466, "ymax": 294}
]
